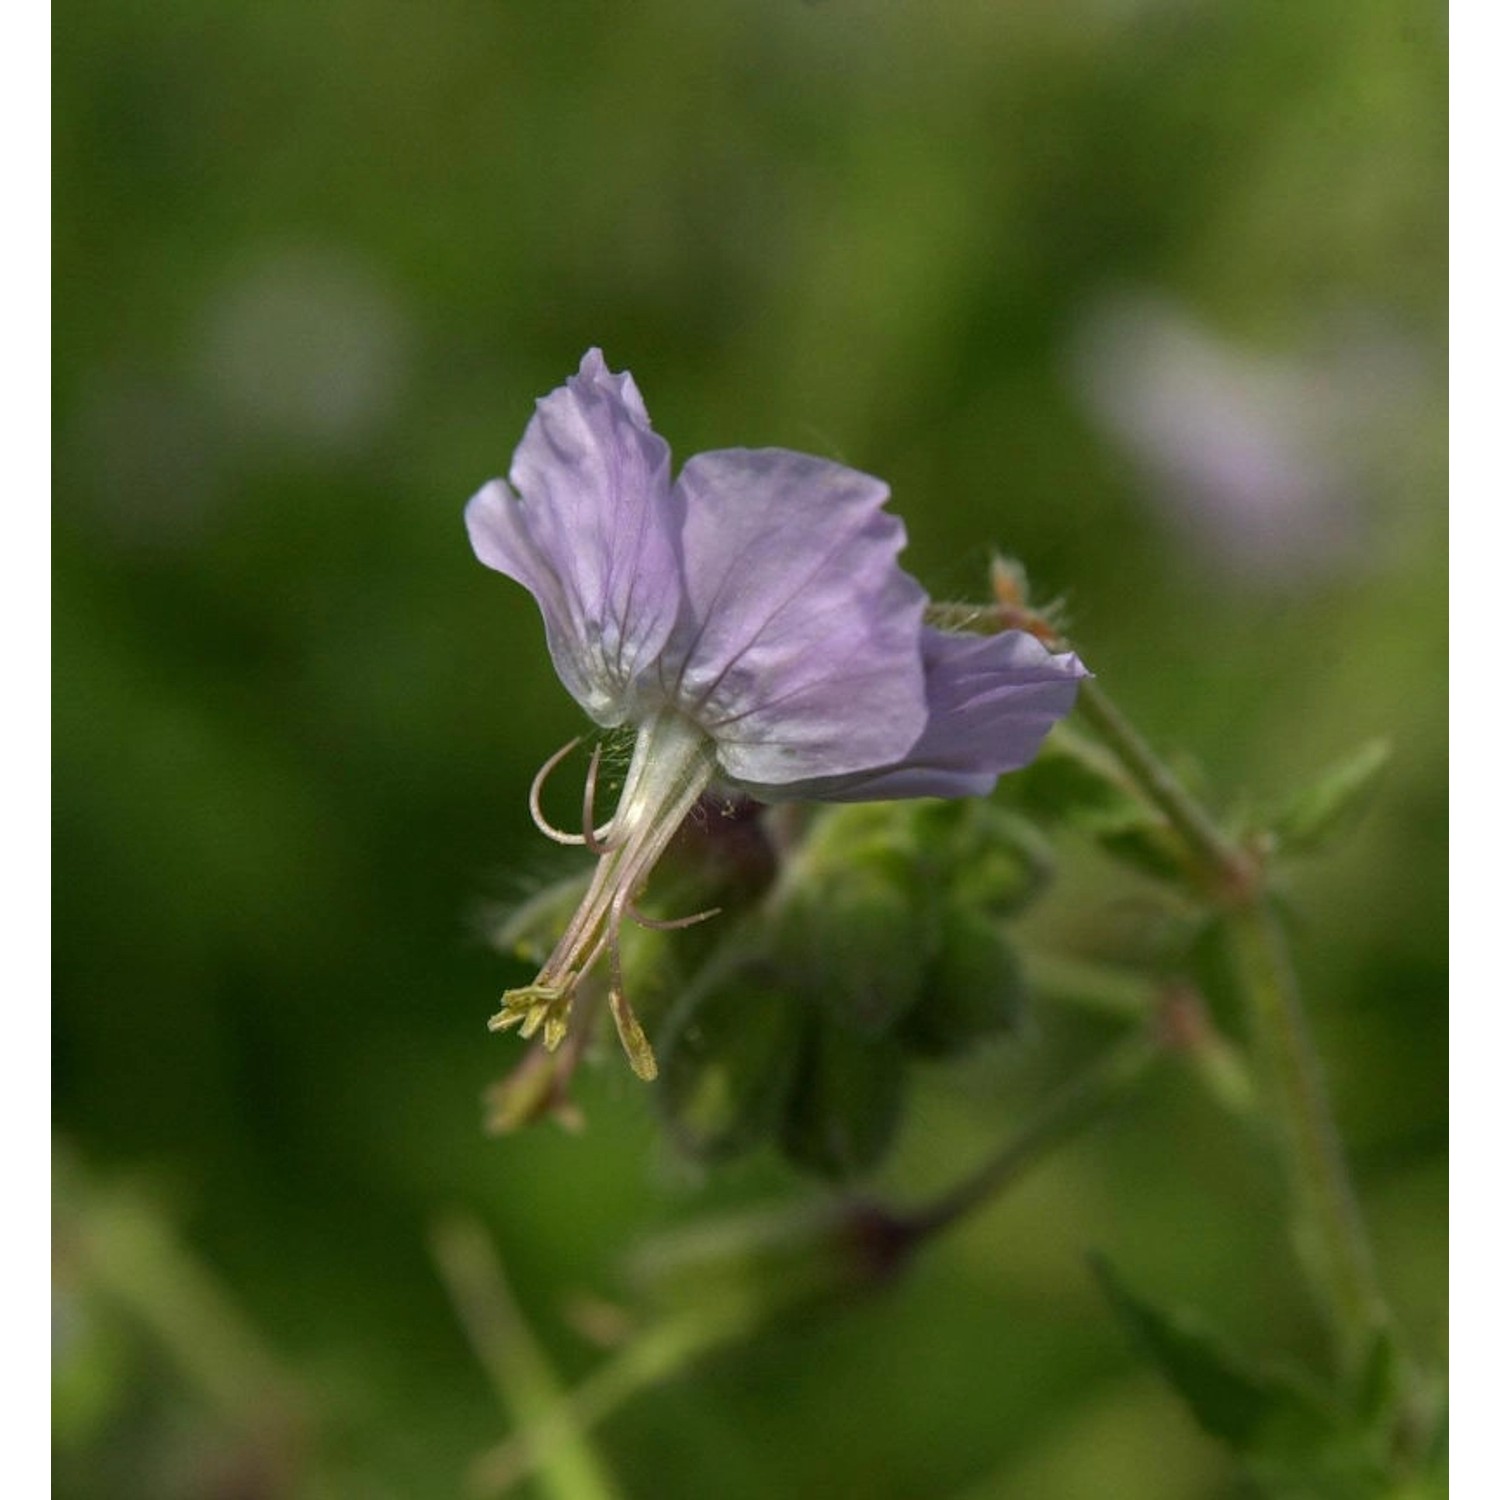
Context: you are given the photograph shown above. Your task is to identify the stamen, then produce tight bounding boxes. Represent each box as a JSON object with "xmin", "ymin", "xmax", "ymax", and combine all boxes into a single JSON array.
[
  {"xmin": 482, "ymin": 995, "xmax": 597, "ymax": 1135},
  {"xmin": 529, "ymin": 737, "xmax": 619, "ymax": 852},
  {"xmin": 499, "ymin": 711, "xmax": 718, "ymax": 1077},
  {"xmin": 609, "ymin": 988, "xmax": 658, "ymax": 1081},
  {"xmin": 581, "ymin": 742, "xmax": 614, "ymax": 853},
  {"xmin": 542, "ymin": 1008, "xmax": 570, "ymax": 1052},
  {"xmin": 606, "ymin": 883, "xmax": 633, "ymax": 1003},
  {"xmin": 626, "ymin": 902, "xmax": 722, "ymax": 932},
  {"xmin": 528, "ymin": 738, "xmax": 590, "ymax": 846}
]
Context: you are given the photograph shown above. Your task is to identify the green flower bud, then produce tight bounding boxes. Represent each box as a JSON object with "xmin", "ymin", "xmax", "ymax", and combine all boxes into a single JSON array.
[
  {"xmin": 772, "ymin": 853, "xmax": 928, "ymax": 1037},
  {"xmin": 778, "ymin": 1018, "xmax": 906, "ymax": 1181},
  {"xmin": 907, "ymin": 799, "xmax": 1055, "ymax": 918},
  {"xmin": 764, "ymin": 802, "xmax": 931, "ymax": 1038},
  {"xmin": 897, "ymin": 904, "xmax": 1028, "ymax": 1059},
  {"xmin": 656, "ymin": 945, "xmax": 804, "ymax": 1162}
]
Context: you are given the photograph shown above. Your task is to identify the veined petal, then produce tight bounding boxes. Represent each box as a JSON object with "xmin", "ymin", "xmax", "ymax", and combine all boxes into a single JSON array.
[
  {"xmin": 466, "ymin": 350, "xmax": 684, "ymax": 724},
  {"xmin": 741, "ymin": 628, "xmax": 1089, "ymax": 803},
  {"xmin": 661, "ymin": 448, "xmax": 929, "ymax": 786}
]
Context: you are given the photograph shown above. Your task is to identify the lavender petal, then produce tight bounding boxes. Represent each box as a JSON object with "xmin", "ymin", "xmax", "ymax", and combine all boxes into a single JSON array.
[
  {"xmin": 662, "ymin": 448, "xmax": 930, "ymax": 785},
  {"xmin": 465, "ymin": 350, "xmax": 684, "ymax": 725},
  {"xmin": 740, "ymin": 628, "xmax": 1089, "ymax": 803}
]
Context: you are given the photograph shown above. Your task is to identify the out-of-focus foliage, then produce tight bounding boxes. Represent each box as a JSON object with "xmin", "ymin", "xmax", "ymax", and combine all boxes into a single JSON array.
[{"xmin": 54, "ymin": 0, "xmax": 1444, "ymax": 1495}]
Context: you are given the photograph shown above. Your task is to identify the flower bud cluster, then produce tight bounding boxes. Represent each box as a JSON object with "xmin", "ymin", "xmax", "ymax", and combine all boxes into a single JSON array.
[{"xmin": 653, "ymin": 796, "xmax": 1055, "ymax": 1179}]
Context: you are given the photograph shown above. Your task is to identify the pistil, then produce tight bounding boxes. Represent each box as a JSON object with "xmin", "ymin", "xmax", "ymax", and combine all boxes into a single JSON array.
[{"xmin": 491, "ymin": 712, "xmax": 718, "ymax": 1077}]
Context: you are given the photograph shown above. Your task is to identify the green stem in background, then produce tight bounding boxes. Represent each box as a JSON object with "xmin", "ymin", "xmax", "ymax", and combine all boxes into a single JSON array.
[
  {"xmin": 1021, "ymin": 949, "xmax": 1160, "ymax": 1022},
  {"xmin": 459, "ymin": 1006, "xmax": 1216, "ymax": 1495},
  {"xmin": 432, "ymin": 1216, "xmax": 622, "ymax": 1500},
  {"xmin": 467, "ymin": 1309, "xmax": 747, "ymax": 1499},
  {"xmin": 1071, "ymin": 677, "xmax": 1390, "ymax": 1380},
  {"xmin": 900, "ymin": 1030, "xmax": 1163, "ymax": 1241},
  {"xmin": 55, "ymin": 1156, "xmax": 299, "ymax": 1433},
  {"xmin": 1022, "ymin": 953, "xmax": 1258, "ymax": 1117}
]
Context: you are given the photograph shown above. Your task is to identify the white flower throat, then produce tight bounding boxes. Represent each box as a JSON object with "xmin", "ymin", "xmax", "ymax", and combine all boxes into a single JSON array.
[{"xmin": 492, "ymin": 711, "xmax": 719, "ymax": 1078}]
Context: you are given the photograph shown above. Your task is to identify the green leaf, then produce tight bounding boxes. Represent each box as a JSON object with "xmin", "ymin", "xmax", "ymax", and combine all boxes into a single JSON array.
[
  {"xmin": 1271, "ymin": 739, "xmax": 1393, "ymax": 856},
  {"xmin": 1352, "ymin": 1327, "xmax": 1400, "ymax": 1430},
  {"xmin": 1002, "ymin": 736, "xmax": 1194, "ymax": 884},
  {"xmin": 50, "ymin": 1286, "xmax": 134, "ymax": 1449},
  {"xmin": 1091, "ymin": 1255, "xmax": 1341, "ymax": 1461},
  {"xmin": 1094, "ymin": 814, "xmax": 1193, "ymax": 884}
]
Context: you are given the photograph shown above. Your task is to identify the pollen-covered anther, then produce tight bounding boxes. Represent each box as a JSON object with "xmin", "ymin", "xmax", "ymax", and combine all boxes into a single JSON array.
[
  {"xmin": 488, "ymin": 982, "xmax": 573, "ymax": 1051},
  {"xmin": 609, "ymin": 989, "xmax": 658, "ymax": 1081}
]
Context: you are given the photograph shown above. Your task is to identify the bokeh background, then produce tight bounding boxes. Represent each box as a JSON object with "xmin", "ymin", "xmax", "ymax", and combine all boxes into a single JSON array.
[{"xmin": 53, "ymin": 1, "xmax": 1446, "ymax": 1495}]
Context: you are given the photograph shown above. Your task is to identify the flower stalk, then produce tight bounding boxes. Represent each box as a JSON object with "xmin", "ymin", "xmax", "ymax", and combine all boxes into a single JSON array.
[
  {"xmin": 1225, "ymin": 899, "xmax": 1389, "ymax": 1374},
  {"xmin": 899, "ymin": 1028, "xmax": 1163, "ymax": 1242},
  {"xmin": 1073, "ymin": 680, "xmax": 1260, "ymax": 902},
  {"xmin": 1070, "ymin": 674, "xmax": 1390, "ymax": 1381}
]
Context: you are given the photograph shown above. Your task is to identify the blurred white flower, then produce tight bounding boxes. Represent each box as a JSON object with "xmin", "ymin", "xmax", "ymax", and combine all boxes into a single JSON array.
[{"xmin": 196, "ymin": 243, "xmax": 410, "ymax": 452}]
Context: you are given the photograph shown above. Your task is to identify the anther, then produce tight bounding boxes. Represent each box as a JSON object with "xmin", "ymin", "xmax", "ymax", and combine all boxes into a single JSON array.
[{"xmin": 608, "ymin": 989, "xmax": 658, "ymax": 1081}]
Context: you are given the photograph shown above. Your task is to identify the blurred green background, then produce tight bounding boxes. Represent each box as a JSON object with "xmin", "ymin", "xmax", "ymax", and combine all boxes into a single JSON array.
[{"xmin": 53, "ymin": 1, "xmax": 1445, "ymax": 1495}]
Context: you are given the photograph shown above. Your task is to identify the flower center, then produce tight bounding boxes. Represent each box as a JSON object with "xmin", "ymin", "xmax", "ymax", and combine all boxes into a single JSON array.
[{"xmin": 491, "ymin": 711, "xmax": 718, "ymax": 1078}]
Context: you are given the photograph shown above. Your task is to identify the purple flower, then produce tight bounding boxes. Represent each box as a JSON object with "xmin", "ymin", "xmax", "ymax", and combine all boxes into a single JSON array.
[{"xmin": 467, "ymin": 351, "xmax": 1087, "ymax": 1077}]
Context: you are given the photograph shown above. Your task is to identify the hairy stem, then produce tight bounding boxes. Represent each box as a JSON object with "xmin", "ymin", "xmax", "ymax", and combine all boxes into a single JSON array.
[
  {"xmin": 1074, "ymin": 680, "xmax": 1257, "ymax": 898},
  {"xmin": 1226, "ymin": 901, "xmax": 1389, "ymax": 1373}
]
